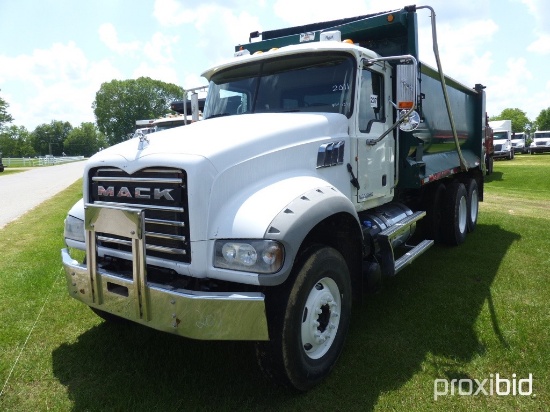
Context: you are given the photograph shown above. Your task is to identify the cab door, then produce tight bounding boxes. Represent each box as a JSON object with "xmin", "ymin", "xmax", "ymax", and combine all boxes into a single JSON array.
[{"xmin": 355, "ymin": 63, "xmax": 395, "ymax": 209}]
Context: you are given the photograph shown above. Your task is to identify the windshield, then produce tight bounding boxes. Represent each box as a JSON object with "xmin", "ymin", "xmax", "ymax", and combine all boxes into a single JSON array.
[
  {"xmin": 493, "ymin": 131, "xmax": 508, "ymax": 140},
  {"xmin": 204, "ymin": 53, "xmax": 355, "ymax": 119}
]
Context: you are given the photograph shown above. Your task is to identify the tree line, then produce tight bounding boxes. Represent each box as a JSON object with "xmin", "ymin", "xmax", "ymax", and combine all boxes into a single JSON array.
[
  {"xmin": 489, "ymin": 107, "xmax": 550, "ymax": 136},
  {"xmin": 0, "ymin": 77, "xmax": 183, "ymax": 158},
  {"xmin": 2, "ymin": 78, "xmax": 550, "ymax": 158}
]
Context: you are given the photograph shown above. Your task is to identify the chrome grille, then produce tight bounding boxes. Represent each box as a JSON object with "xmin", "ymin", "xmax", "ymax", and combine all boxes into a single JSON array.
[{"xmin": 89, "ymin": 167, "xmax": 190, "ymax": 263}]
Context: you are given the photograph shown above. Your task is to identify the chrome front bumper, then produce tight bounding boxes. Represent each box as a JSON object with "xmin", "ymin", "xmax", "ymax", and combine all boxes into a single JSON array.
[{"xmin": 62, "ymin": 204, "xmax": 268, "ymax": 341}]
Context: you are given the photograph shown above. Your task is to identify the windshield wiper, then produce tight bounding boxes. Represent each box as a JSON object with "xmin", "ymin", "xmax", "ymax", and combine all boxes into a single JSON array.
[{"xmin": 206, "ymin": 113, "xmax": 230, "ymax": 120}]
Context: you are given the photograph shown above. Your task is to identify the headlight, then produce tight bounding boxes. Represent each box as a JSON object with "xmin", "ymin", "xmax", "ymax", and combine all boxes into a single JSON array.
[
  {"xmin": 214, "ymin": 240, "xmax": 284, "ymax": 274},
  {"xmin": 64, "ymin": 214, "xmax": 85, "ymax": 243}
]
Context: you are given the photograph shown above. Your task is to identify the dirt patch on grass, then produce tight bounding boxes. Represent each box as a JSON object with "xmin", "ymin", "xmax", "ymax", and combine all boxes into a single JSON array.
[{"xmin": 481, "ymin": 193, "xmax": 550, "ymax": 220}]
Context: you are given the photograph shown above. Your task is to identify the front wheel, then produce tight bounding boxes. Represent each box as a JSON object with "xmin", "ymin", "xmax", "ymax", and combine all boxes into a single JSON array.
[{"xmin": 256, "ymin": 245, "xmax": 352, "ymax": 391}]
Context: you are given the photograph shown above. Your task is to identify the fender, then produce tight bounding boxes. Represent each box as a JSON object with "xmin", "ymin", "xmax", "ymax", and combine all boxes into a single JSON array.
[
  {"xmin": 261, "ymin": 183, "xmax": 361, "ymax": 286},
  {"xmin": 208, "ymin": 174, "xmax": 359, "ymax": 285}
]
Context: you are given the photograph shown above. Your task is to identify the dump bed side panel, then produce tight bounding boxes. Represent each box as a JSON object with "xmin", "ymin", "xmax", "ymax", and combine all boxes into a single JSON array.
[{"xmin": 397, "ymin": 63, "xmax": 484, "ymax": 188}]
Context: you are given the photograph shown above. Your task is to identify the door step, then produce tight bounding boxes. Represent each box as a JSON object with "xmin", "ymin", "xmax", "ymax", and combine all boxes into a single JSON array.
[
  {"xmin": 394, "ymin": 239, "xmax": 434, "ymax": 274},
  {"xmin": 377, "ymin": 211, "xmax": 433, "ymax": 276}
]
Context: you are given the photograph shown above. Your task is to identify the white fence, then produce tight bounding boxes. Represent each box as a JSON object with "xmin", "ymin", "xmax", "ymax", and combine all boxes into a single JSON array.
[{"xmin": 1, "ymin": 156, "xmax": 85, "ymax": 167}]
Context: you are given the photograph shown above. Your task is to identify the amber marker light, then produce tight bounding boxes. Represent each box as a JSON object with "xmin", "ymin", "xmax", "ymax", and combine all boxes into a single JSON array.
[
  {"xmin": 398, "ymin": 101, "xmax": 414, "ymax": 109},
  {"xmin": 387, "ymin": 14, "xmax": 394, "ymax": 22},
  {"xmin": 342, "ymin": 39, "xmax": 354, "ymax": 44}
]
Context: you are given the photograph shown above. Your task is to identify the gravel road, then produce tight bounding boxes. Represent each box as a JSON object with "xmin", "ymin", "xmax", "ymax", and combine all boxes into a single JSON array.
[{"xmin": 0, "ymin": 160, "xmax": 86, "ymax": 229}]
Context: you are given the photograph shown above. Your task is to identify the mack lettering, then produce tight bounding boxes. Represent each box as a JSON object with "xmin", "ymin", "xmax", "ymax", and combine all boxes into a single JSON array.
[{"xmin": 97, "ymin": 185, "xmax": 174, "ymax": 201}]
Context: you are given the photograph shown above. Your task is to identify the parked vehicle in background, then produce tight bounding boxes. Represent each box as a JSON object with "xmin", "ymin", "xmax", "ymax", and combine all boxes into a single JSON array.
[
  {"xmin": 0, "ymin": 152, "xmax": 4, "ymax": 172},
  {"xmin": 511, "ymin": 131, "xmax": 527, "ymax": 154},
  {"xmin": 489, "ymin": 120, "xmax": 513, "ymax": 160},
  {"xmin": 61, "ymin": 5, "xmax": 487, "ymax": 391},
  {"xmin": 530, "ymin": 131, "xmax": 550, "ymax": 154},
  {"xmin": 134, "ymin": 87, "xmax": 207, "ymax": 135}
]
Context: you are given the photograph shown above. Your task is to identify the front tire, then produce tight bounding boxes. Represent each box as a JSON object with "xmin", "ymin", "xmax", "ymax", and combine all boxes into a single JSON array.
[{"xmin": 256, "ymin": 245, "xmax": 352, "ymax": 391}]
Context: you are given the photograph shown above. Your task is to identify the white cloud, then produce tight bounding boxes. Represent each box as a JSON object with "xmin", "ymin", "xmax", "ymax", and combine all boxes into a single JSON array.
[
  {"xmin": 520, "ymin": 0, "xmax": 550, "ymax": 32},
  {"xmin": 527, "ymin": 33, "xmax": 550, "ymax": 54},
  {"xmin": 153, "ymin": 0, "xmax": 198, "ymax": 27},
  {"xmin": 132, "ymin": 62, "xmax": 179, "ymax": 85},
  {"xmin": 143, "ymin": 32, "xmax": 179, "ymax": 64},
  {"xmin": 152, "ymin": 0, "xmax": 262, "ymax": 69},
  {"xmin": 273, "ymin": 0, "xmax": 370, "ymax": 26},
  {"xmin": 417, "ymin": 19, "xmax": 498, "ymax": 88},
  {"xmin": 98, "ymin": 23, "xmax": 141, "ymax": 54},
  {"xmin": 519, "ymin": 0, "xmax": 550, "ymax": 55},
  {"xmin": 0, "ymin": 42, "xmax": 121, "ymax": 130},
  {"xmin": 272, "ymin": 0, "xmax": 485, "ymax": 27},
  {"xmin": 153, "ymin": 0, "xmax": 264, "ymax": 30},
  {"xmin": 182, "ymin": 73, "xmax": 208, "ymax": 91}
]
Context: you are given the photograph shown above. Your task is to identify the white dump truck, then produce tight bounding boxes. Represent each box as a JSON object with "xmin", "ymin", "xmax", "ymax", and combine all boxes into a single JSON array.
[{"xmin": 62, "ymin": 5, "xmax": 487, "ymax": 390}]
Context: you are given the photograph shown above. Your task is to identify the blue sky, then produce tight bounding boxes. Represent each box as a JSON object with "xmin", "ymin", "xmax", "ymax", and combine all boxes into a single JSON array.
[{"xmin": 0, "ymin": 0, "xmax": 549, "ymax": 131}]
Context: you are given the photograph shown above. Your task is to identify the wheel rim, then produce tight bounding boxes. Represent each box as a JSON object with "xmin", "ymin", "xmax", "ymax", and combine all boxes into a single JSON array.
[
  {"xmin": 301, "ymin": 277, "xmax": 341, "ymax": 359},
  {"xmin": 459, "ymin": 195, "xmax": 468, "ymax": 233},
  {"xmin": 470, "ymin": 189, "xmax": 478, "ymax": 223}
]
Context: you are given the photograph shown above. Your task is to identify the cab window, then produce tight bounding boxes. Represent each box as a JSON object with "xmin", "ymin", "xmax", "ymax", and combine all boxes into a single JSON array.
[{"xmin": 359, "ymin": 69, "xmax": 384, "ymax": 133}]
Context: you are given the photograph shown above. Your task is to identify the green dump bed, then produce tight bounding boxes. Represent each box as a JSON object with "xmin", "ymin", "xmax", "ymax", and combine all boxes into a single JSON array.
[{"xmin": 236, "ymin": 5, "xmax": 486, "ymax": 188}]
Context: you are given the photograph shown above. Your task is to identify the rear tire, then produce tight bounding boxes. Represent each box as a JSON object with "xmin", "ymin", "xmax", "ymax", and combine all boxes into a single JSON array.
[
  {"xmin": 421, "ymin": 182, "xmax": 446, "ymax": 244},
  {"xmin": 255, "ymin": 245, "xmax": 352, "ymax": 391},
  {"xmin": 442, "ymin": 181, "xmax": 468, "ymax": 246},
  {"xmin": 463, "ymin": 178, "xmax": 479, "ymax": 233},
  {"xmin": 488, "ymin": 156, "xmax": 494, "ymax": 174}
]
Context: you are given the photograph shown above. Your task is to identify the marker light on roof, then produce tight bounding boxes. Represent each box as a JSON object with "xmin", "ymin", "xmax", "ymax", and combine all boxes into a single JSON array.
[
  {"xmin": 343, "ymin": 39, "xmax": 354, "ymax": 44},
  {"xmin": 234, "ymin": 49, "xmax": 250, "ymax": 57}
]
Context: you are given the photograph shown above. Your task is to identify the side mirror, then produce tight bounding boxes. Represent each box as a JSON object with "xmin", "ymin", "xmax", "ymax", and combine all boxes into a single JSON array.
[
  {"xmin": 399, "ymin": 109, "xmax": 420, "ymax": 132},
  {"xmin": 396, "ymin": 63, "xmax": 418, "ymax": 111}
]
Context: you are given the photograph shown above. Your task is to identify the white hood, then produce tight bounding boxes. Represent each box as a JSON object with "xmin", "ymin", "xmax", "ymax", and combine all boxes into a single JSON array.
[{"xmin": 90, "ymin": 112, "xmax": 348, "ymax": 173}]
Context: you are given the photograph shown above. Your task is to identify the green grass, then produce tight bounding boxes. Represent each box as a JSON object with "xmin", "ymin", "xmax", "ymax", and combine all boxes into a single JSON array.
[
  {"xmin": 0, "ymin": 170, "xmax": 28, "ymax": 177},
  {"xmin": 1, "ymin": 155, "xmax": 549, "ymax": 411},
  {"xmin": 0, "ymin": 158, "xmax": 40, "ymax": 168}
]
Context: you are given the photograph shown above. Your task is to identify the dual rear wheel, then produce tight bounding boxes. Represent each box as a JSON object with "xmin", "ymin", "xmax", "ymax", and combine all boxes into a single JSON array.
[{"xmin": 422, "ymin": 177, "xmax": 479, "ymax": 246}]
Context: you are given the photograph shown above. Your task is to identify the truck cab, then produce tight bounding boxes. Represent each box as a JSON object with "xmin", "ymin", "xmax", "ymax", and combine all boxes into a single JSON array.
[
  {"xmin": 511, "ymin": 132, "xmax": 527, "ymax": 154},
  {"xmin": 489, "ymin": 119, "xmax": 513, "ymax": 160},
  {"xmin": 530, "ymin": 130, "xmax": 550, "ymax": 154}
]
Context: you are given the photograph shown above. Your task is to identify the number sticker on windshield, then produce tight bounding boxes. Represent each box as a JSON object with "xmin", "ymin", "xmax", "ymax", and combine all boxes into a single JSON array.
[
  {"xmin": 332, "ymin": 83, "xmax": 350, "ymax": 92},
  {"xmin": 370, "ymin": 95, "xmax": 378, "ymax": 108}
]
